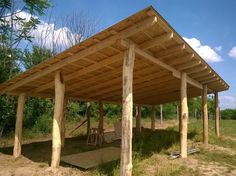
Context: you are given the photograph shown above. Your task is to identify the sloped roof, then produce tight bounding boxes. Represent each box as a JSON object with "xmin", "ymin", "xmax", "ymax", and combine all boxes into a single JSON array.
[{"xmin": 0, "ymin": 6, "xmax": 229, "ymax": 105}]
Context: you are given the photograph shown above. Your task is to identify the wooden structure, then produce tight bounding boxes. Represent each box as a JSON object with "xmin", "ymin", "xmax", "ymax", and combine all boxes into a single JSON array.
[{"xmin": 0, "ymin": 6, "xmax": 229, "ymax": 175}]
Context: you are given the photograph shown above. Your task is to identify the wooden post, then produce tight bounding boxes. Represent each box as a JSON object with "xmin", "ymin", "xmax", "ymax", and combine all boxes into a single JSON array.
[
  {"xmin": 136, "ymin": 105, "xmax": 141, "ymax": 133},
  {"xmin": 61, "ymin": 97, "xmax": 68, "ymax": 147},
  {"xmin": 180, "ymin": 72, "xmax": 188, "ymax": 158},
  {"xmin": 202, "ymin": 85, "xmax": 208, "ymax": 145},
  {"xmin": 86, "ymin": 102, "xmax": 91, "ymax": 136},
  {"xmin": 215, "ymin": 92, "xmax": 220, "ymax": 137},
  {"xmin": 120, "ymin": 44, "xmax": 135, "ymax": 176},
  {"xmin": 13, "ymin": 93, "xmax": 26, "ymax": 158},
  {"xmin": 151, "ymin": 105, "xmax": 155, "ymax": 130},
  {"xmin": 51, "ymin": 71, "xmax": 65, "ymax": 168},
  {"xmin": 160, "ymin": 104, "xmax": 163, "ymax": 124},
  {"xmin": 176, "ymin": 105, "xmax": 179, "ymax": 122},
  {"xmin": 98, "ymin": 100, "xmax": 104, "ymax": 131}
]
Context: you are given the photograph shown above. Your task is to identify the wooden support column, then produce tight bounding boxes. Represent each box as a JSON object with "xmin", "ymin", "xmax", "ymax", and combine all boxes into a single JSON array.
[
  {"xmin": 51, "ymin": 71, "xmax": 65, "ymax": 168},
  {"xmin": 176, "ymin": 104, "xmax": 179, "ymax": 122},
  {"xmin": 160, "ymin": 104, "xmax": 163, "ymax": 124},
  {"xmin": 202, "ymin": 85, "xmax": 208, "ymax": 145},
  {"xmin": 98, "ymin": 100, "xmax": 104, "ymax": 131},
  {"xmin": 180, "ymin": 72, "xmax": 189, "ymax": 158},
  {"xmin": 151, "ymin": 105, "xmax": 156, "ymax": 130},
  {"xmin": 120, "ymin": 44, "xmax": 135, "ymax": 176},
  {"xmin": 215, "ymin": 92, "xmax": 220, "ymax": 137},
  {"xmin": 86, "ymin": 102, "xmax": 91, "ymax": 136},
  {"xmin": 136, "ymin": 105, "xmax": 141, "ymax": 133},
  {"xmin": 61, "ymin": 97, "xmax": 68, "ymax": 148},
  {"xmin": 13, "ymin": 93, "xmax": 26, "ymax": 158}
]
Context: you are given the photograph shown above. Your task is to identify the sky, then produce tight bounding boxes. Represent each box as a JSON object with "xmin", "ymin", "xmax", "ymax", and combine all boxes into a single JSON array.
[{"xmin": 18, "ymin": 0, "xmax": 236, "ymax": 109}]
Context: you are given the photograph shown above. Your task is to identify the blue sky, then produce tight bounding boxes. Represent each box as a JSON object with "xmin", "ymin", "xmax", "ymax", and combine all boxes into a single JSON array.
[{"xmin": 39, "ymin": 0, "xmax": 236, "ymax": 109}]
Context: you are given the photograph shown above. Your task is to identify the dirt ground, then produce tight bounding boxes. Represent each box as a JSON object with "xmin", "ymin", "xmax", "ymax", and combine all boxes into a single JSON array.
[{"xmin": 0, "ymin": 120, "xmax": 236, "ymax": 176}]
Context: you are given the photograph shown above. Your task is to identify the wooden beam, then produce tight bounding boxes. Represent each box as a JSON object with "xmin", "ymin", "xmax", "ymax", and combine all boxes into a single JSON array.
[
  {"xmin": 214, "ymin": 92, "xmax": 220, "ymax": 137},
  {"xmin": 2, "ymin": 16, "xmax": 157, "ymax": 94},
  {"xmin": 168, "ymin": 53, "xmax": 194, "ymax": 66},
  {"xmin": 98, "ymin": 100, "xmax": 104, "ymax": 131},
  {"xmin": 202, "ymin": 85, "xmax": 208, "ymax": 145},
  {"xmin": 151, "ymin": 105, "xmax": 156, "ymax": 130},
  {"xmin": 51, "ymin": 71, "xmax": 65, "ymax": 168},
  {"xmin": 140, "ymin": 32, "xmax": 173, "ymax": 50},
  {"xmin": 61, "ymin": 97, "xmax": 68, "ymax": 148},
  {"xmin": 34, "ymin": 53, "xmax": 123, "ymax": 93},
  {"xmin": 180, "ymin": 72, "xmax": 188, "ymax": 158},
  {"xmin": 177, "ymin": 60, "xmax": 201, "ymax": 71},
  {"xmin": 160, "ymin": 104, "xmax": 163, "ymax": 124},
  {"xmin": 128, "ymin": 42, "xmax": 203, "ymax": 89},
  {"xmin": 13, "ymin": 93, "xmax": 26, "ymax": 158},
  {"xmin": 120, "ymin": 44, "xmax": 135, "ymax": 176},
  {"xmin": 136, "ymin": 105, "xmax": 141, "ymax": 133}
]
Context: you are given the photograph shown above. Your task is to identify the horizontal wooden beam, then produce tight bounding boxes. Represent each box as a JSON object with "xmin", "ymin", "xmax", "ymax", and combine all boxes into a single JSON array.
[
  {"xmin": 121, "ymin": 40, "xmax": 203, "ymax": 89},
  {"xmin": 1, "ymin": 16, "xmax": 158, "ymax": 95},
  {"xmin": 140, "ymin": 32, "xmax": 173, "ymax": 50}
]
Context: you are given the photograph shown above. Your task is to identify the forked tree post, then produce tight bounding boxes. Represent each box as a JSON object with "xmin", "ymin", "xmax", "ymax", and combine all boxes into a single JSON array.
[
  {"xmin": 160, "ymin": 104, "xmax": 163, "ymax": 124},
  {"xmin": 61, "ymin": 97, "xmax": 68, "ymax": 147},
  {"xmin": 120, "ymin": 44, "xmax": 135, "ymax": 176},
  {"xmin": 215, "ymin": 92, "xmax": 220, "ymax": 137},
  {"xmin": 151, "ymin": 105, "xmax": 156, "ymax": 130},
  {"xmin": 202, "ymin": 85, "xmax": 208, "ymax": 145},
  {"xmin": 51, "ymin": 71, "xmax": 65, "ymax": 168},
  {"xmin": 136, "ymin": 105, "xmax": 141, "ymax": 133},
  {"xmin": 180, "ymin": 72, "xmax": 189, "ymax": 158},
  {"xmin": 98, "ymin": 100, "xmax": 104, "ymax": 131},
  {"xmin": 13, "ymin": 93, "xmax": 26, "ymax": 158}
]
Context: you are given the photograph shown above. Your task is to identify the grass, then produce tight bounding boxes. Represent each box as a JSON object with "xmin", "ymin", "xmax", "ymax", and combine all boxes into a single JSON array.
[{"xmin": 0, "ymin": 118, "xmax": 236, "ymax": 175}]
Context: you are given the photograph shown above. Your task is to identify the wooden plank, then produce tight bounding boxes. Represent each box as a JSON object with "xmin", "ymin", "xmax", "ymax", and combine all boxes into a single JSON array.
[
  {"xmin": 120, "ymin": 44, "xmax": 135, "ymax": 176},
  {"xmin": 140, "ymin": 32, "xmax": 173, "ymax": 50},
  {"xmin": 13, "ymin": 93, "xmax": 26, "ymax": 158},
  {"xmin": 2, "ymin": 16, "xmax": 157, "ymax": 94}
]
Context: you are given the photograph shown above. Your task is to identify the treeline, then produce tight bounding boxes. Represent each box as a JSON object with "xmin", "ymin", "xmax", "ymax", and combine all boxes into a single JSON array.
[{"xmin": 0, "ymin": 1, "xmax": 234, "ymax": 138}]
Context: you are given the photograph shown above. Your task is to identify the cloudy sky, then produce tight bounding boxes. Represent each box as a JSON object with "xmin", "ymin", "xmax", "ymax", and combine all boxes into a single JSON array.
[{"xmin": 18, "ymin": 0, "xmax": 236, "ymax": 109}]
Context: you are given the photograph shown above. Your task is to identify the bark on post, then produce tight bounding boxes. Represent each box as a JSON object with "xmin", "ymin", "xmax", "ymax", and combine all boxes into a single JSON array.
[
  {"xmin": 51, "ymin": 71, "xmax": 65, "ymax": 168},
  {"xmin": 215, "ymin": 92, "xmax": 220, "ymax": 137},
  {"xmin": 98, "ymin": 100, "xmax": 104, "ymax": 131},
  {"xmin": 120, "ymin": 44, "xmax": 135, "ymax": 176},
  {"xmin": 202, "ymin": 85, "xmax": 208, "ymax": 145},
  {"xmin": 160, "ymin": 104, "xmax": 163, "ymax": 124},
  {"xmin": 136, "ymin": 105, "xmax": 141, "ymax": 133},
  {"xmin": 151, "ymin": 105, "xmax": 156, "ymax": 130},
  {"xmin": 13, "ymin": 93, "xmax": 26, "ymax": 158},
  {"xmin": 61, "ymin": 97, "xmax": 68, "ymax": 148},
  {"xmin": 180, "ymin": 72, "xmax": 188, "ymax": 158}
]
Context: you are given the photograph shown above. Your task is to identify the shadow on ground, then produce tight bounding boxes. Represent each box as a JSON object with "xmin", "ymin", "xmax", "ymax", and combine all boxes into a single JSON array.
[{"xmin": 0, "ymin": 127, "xmax": 197, "ymax": 175}]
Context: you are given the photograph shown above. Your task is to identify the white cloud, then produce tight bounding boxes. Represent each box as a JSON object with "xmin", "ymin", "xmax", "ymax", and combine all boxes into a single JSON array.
[
  {"xmin": 215, "ymin": 46, "xmax": 222, "ymax": 51},
  {"xmin": 8, "ymin": 10, "xmax": 82, "ymax": 52},
  {"xmin": 228, "ymin": 46, "xmax": 236, "ymax": 59},
  {"xmin": 183, "ymin": 37, "xmax": 222, "ymax": 63},
  {"xmin": 219, "ymin": 95, "xmax": 236, "ymax": 109}
]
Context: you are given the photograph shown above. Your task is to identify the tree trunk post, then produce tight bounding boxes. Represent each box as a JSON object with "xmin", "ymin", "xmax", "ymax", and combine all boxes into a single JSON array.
[
  {"xmin": 136, "ymin": 105, "xmax": 141, "ymax": 133},
  {"xmin": 61, "ymin": 97, "xmax": 68, "ymax": 148},
  {"xmin": 202, "ymin": 85, "xmax": 208, "ymax": 145},
  {"xmin": 215, "ymin": 92, "xmax": 220, "ymax": 137},
  {"xmin": 120, "ymin": 44, "xmax": 135, "ymax": 176},
  {"xmin": 98, "ymin": 100, "xmax": 104, "ymax": 131},
  {"xmin": 180, "ymin": 72, "xmax": 188, "ymax": 158},
  {"xmin": 13, "ymin": 93, "xmax": 26, "ymax": 158},
  {"xmin": 160, "ymin": 104, "xmax": 163, "ymax": 124},
  {"xmin": 51, "ymin": 71, "xmax": 65, "ymax": 168},
  {"xmin": 176, "ymin": 105, "xmax": 179, "ymax": 122},
  {"xmin": 86, "ymin": 102, "xmax": 91, "ymax": 137},
  {"xmin": 151, "ymin": 105, "xmax": 156, "ymax": 130}
]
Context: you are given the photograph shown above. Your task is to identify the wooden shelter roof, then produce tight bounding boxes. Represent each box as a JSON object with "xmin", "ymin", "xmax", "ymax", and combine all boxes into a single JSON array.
[{"xmin": 0, "ymin": 6, "xmax": 229, "ymax": 105}]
